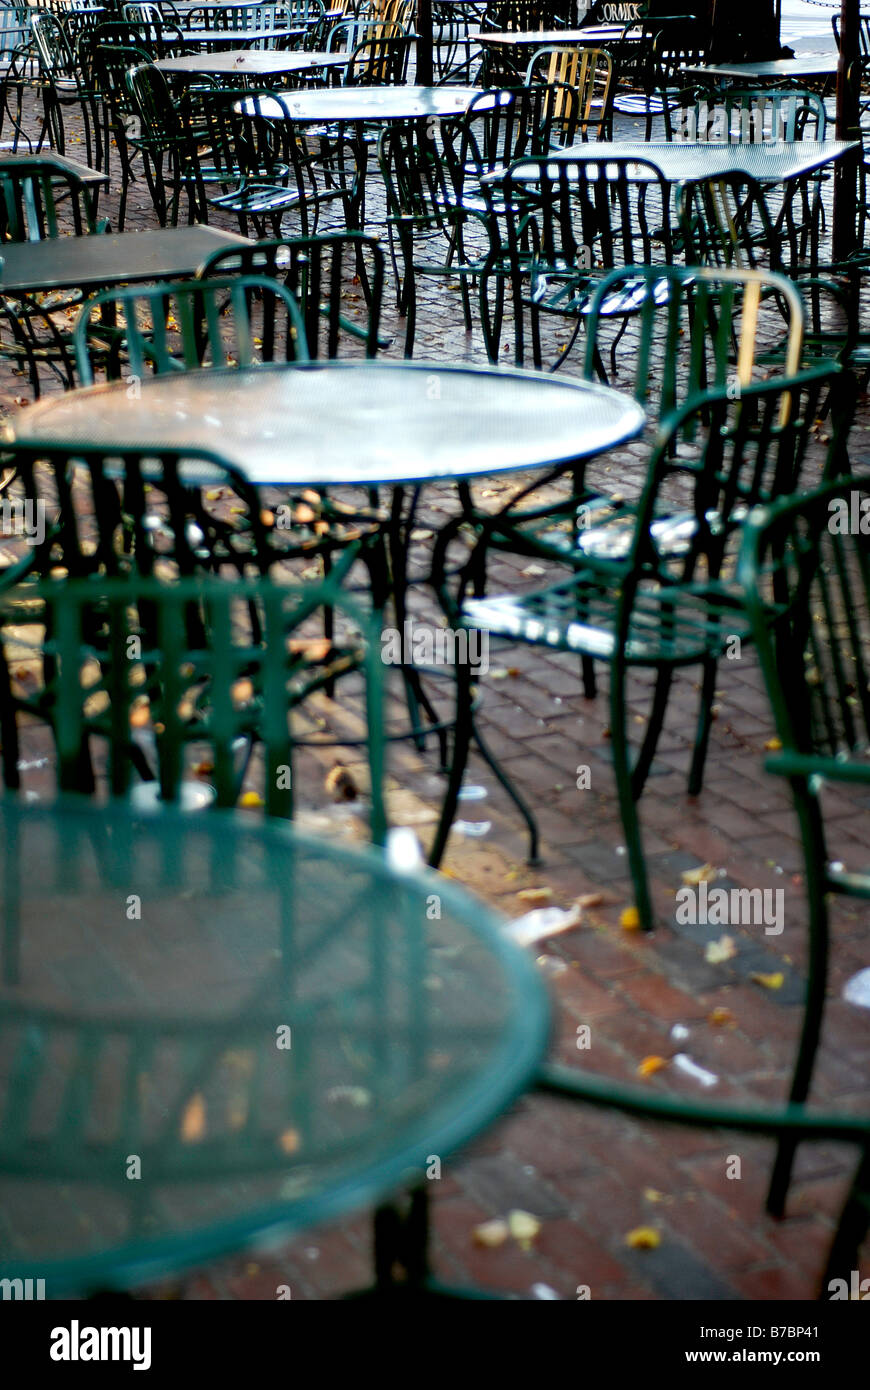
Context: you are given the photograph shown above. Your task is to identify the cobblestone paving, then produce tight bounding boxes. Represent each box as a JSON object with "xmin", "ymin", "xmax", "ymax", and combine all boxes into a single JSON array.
[{"xmin": 2, "ymin": 74, "xmax": 869, "ymax": 1301}]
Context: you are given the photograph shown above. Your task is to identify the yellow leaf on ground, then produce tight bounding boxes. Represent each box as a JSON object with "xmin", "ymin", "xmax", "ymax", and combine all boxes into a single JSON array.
[
  {"xmin": 239, "ymin": 791, "xmax": 265, "ymax": 809},
  {"xmin": 708, "ymin": 1006, "xmax": 736, "ymax": 1026},
  {"xmin": 508, "ymin": 1210, "xmax": 540, "ymax": 1249},
  {"xmin": 637, "ymin": 1055, "xmax": 668, "ymax": 1078},
  {"xmin": 472, "ymin": 1218, "xmax": 509, "ymax": 1248},
  {"xmin": 181, "ymin": 1093, "xmax": 206, "ymax": 1143},
  {"xmin": 751, "ymin": 971, "xmax": 784, "ymax": 990},
  {"xmin": 626, "ymin": 1226, "xmax": 661, "ymax": 1250},
  {"xmin": 764, "ymin": 737, "xmax": 783, "ymax": 751},
  {"xmin": 705, "ymin": 935, "xmax": 736, "ymax": 964},
  {"xmin": 620, "ymin": 906, "xmax": 641, "ymax": 931},
  {"xmin": 681, "ymin": 863, "xmax": 718, "ymax": 886}
]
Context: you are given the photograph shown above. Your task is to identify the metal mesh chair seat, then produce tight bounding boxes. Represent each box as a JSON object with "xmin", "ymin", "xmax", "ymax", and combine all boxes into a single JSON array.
[{"xmin": 463, "ymin": 567, "xmax": 752, "ymax": 666}]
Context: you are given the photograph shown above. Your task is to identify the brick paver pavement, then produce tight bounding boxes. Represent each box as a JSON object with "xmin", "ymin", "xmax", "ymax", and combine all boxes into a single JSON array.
[{"xmin": 0, "ymin": 71, "xmax": 868, "ymax": 1301}]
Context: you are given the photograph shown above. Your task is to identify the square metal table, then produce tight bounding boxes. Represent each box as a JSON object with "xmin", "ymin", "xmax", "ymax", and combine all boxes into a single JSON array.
[
  {"xmin": 0, "ymin": 151, "xmax": 109, "ymax": 192},
  {"xmin": 0, "ymin": 226, "xmax": 252, "ymax": 298},
  {"xmin": 505, "ymin": 139, "xmax": 859, "ymax": 186},
  {"xmin": 477, "ymin": 25, "xmax": 631, "ymax": 46},
  {"xmin": 682, "ymin": 55, "xmax": 840, "ymax": 84}
]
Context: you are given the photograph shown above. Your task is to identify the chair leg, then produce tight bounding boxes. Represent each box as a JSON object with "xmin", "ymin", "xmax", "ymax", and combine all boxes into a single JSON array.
[
  {"xmin": 688, "ymin": 656, "xmax": 717, "ymax": 797},
  {"xmin": 610, "ymin": 658, "xmax": 654, "ymax": 930},
  {"xmin": 428, "ymin": 658, "xmax": 473, "ymax": 869},
  {"xmin": 631, "ymin": 666, "xmax": 673, "ymax": 801},
  {"xmin": 820, "ymin": 1146, "xmax": 870, "ymax": 1292},
  {"xmin": 767, "ymin": 868, "xmax": 829, "ymax": 1217},
  {"xmin": 472, "ymin": 714, "xmax": 540, "ymax": 865}
]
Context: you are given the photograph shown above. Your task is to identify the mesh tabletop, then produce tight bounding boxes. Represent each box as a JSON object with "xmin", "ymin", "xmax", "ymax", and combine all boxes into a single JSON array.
[
  {"xmin": 508, "ymin": 141, "xmax": 858, "ymax": 185},
  {"xmin": 477, "ymin": 25, "xmax": 630, "ymax": 44},
  {"xmin": 179, "ymin": 26, "xmax": 304, "ymax": 44},
  {"xmin": 238, "ymin": 85, "xmax": 481, "ymax": 122},
  {"xmin": 0, "ymin": 227, "xmax": 252, "ymax": 297},
  {"xmin": 682, "ymin": 56, "xmax": 840, "ymax": 81},
  {"xmin": 0, "ymin": 152, "xmax": 108, "ymax": 188},
  {"xmin": 8, "ymin": 361, "xmax": 647, "ymax": 488},
  {"xmin": 0, "ymin": 801, "xmax": 550, "ymax": 1294},
  {"xmin": 157, "ymin": 48, "xmax": 348, "ymax": 75}
]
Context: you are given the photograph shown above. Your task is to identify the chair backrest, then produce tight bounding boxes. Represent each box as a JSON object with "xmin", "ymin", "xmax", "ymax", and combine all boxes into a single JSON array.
[
  {"xmin": 442, "ymin": 85, "xmax": 583, "ymax": 189},
  {"xmin": 502, "ymin": 151, "xmax": 674, "ymax": 277},
  {"xmin": 624, "ymin": 365, "xmax": 853, "ymax": 591},
  {"xmin": 197, "ymin": 233, "xmax": 385, "ymax": 359},
  {"xmin": 124, "ymin": 61, "xmax": 185, "ymax": 142},
  {"xmin": 0, "ymin": 157, "xmax": 97, "ymax": 240},
  {"xmin": 666, "ymin": 87, "xmax": 828, "ymax": 144},
  {"xmin": 73, "ymin": 274, "xmax": 311, "ymax": 385},
  {"xmin": 739, "ymin": 478, "xmax": 870, "ymax": 773},
  {"xmin": 344, "ymin": 28, "xmax": 410, "ymax": 84},
  {"xmin": 582, "ymin": 264, "xmax": 805, "ymax": 433},
  {"xmin": 833, "ymin": 12, "xmax": 870, "ymax": 57},
  {"xmin": 678, "ymin": 171, "xmax": 781, "ymax": 273},
  {"xmin": 0, "ymin": 571, "xmax": 386, "ymax": 838},
  {"xmin": 523, "ymin": 44, "xmax": 614, "ymax": 140},
  {"xmin": 94, "ymin": 42, "xmax": 155, "ymax": 122},
  {"xmin": 30, "ymin": 10, "xmax": 75, "ymax": 75}
]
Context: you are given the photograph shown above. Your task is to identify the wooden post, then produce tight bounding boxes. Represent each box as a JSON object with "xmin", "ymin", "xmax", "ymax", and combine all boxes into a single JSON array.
[
  {"xmin": 833, "ymin": 0, "xmax": 861, "ymax": 262},
  {"xmin": 416, "ymin": 0, "xmax": 434, "ymax": 86}
]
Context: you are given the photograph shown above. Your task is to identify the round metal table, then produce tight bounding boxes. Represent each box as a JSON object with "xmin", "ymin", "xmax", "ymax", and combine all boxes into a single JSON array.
[
  {"xmin": 8, "ymin": 361, "xmax": 647, "ymax": 489},
  {"xmin": 238, "ymin": 84, "xmax": 481, "ymax": 124},
  {"xmin": 0, "ymin": 800, "xmax": 550, "ymax": 1295}
]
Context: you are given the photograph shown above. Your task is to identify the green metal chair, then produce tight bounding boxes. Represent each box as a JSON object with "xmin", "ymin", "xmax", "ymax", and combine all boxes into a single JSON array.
[
  {"xmin": 0, "ymin": 156, "xmax": 109, "ymax": 396},
  {"xmin": 485, "ymin": 152, "xmax": 675, "ymax": 371},
  {"xmin": 677, "ymin": 172, "xmax": 853, "ymax": 369},
  {"xmin": 454, "ymin": 365, "xmax": 854, "ymax": 930},
  {"xmin": 196, "ymin": 232, "xmax": 387, "ymax": 359},
  {"xmin": 738, "ymin": 477, "xmax": 870, "ymax": 1220},
  {"xmin": 73, "ymin": 274, "xmax": 311, "ymax": 385},
  {"xmin": 0, "ymin": 571, "xmax": 387, "ymax": 837}
]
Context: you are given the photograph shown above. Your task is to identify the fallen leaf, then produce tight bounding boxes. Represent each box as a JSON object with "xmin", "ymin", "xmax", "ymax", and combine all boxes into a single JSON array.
[
  {"xmin": 751, "ymin": 971, "xmax": 784, "ymax": 990},
  {"xmin": 472, "ymin": 1218, "xmax": 509, "ymax": 1248},
  {"xmin": 181, "ymin": 1093, "xmax": 206, "ymax": 1143},
  {"xmin": 620, "ymin": 906, "xmax": 641, "ymax": 931},
  {"xmin": 681, "ymin": 862, "xmax": 718, "ymax": 886},
  {"xmin": 625, "ymin": 1225, "xmax": 661, "ymax": 1250},
  {"xmin": 577, "ymin": 892, "xmax": 605, "ymax": 909},
  {"xmin": 764, "ymin": 737, "xmax": 782, "ymax": 751},
  {"xmin": 643, "ymin": 1188, "xmax": 665, "ymax": 1204},
  {"xmin": 239, "ymin": 791, "xmax": 265, "ymax": 809},
  {"xmin": 708, "ymin": 1006, "xmax": 736, "ymax": 1027},
  {"xmin": 516, "ymin": 887, "xmax": 553, "ymax": 905},
  {"xmin": 325, "ymin": 765, "xmax": 358, "ymax": 802},
  {"xmin": 705, "ymin": 935, "xmax": 736, "ymax": 964},
  {"xmin": 508, "ymin": 1210, "xmax": 540, "ymax": 1249},
  {"xmin": 637, "ymin": 1055, "xmax": 669, "ymax": 1078},
  {"xmin": 232, "ymin": 678, "xmax": 254, "ymax": 704}
]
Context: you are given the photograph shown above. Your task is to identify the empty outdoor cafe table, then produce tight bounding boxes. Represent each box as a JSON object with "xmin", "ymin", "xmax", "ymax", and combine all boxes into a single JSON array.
[
  {"xmin": 156, "ymin": 48, "xmax": 349, "ymax": 80},
  {"xmin": 172, "ymin": 25, "xmax": 305, "ymax": 47},
  {"xmin": 8, "ymin": 359, "xmax": 646, "ymax": 489},
  {"xmin": 523, "ymin": 140, "xmax": 860, "ymax": 185},
  {"xmin": 8, "ymin": 360, "xmax": 644, "ymax": 866},
  {"xmin": 681, "ymin": 54, "xmax": 840, "ymax": 86},
  {"xmin": 0, "ymin": 225, "xmax": 252, "ymax": 298},
  {"xmin": 0, "ymin": 799, "xmax": 551, "ymax": 1295},
  {"xmin": 239, "ymin": 85, "xmax": 481, "ymax": 127}
]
